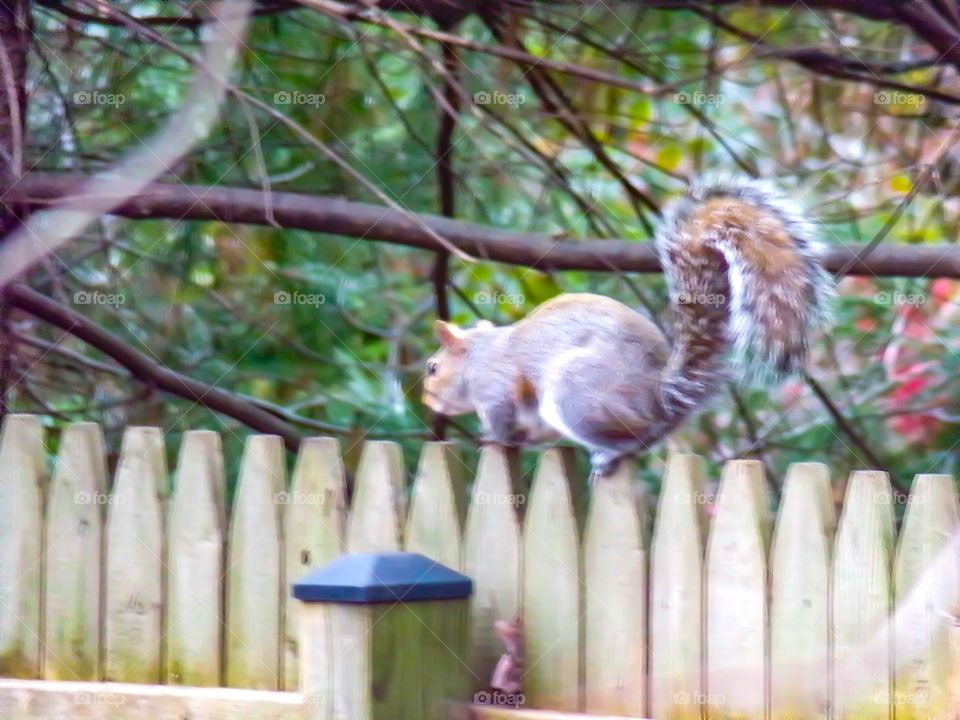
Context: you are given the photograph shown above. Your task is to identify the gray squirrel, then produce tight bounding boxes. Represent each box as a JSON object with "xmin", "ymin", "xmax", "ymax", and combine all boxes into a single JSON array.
[{"xmin": 422, "ymin": 179, "xmax": 832, "ymax": 476}]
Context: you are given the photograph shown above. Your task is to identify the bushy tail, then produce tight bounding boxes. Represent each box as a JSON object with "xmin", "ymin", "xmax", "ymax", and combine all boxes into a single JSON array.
[{"xmin": 656, "ymin": 178, "xmax": 832, "ymax": 419}]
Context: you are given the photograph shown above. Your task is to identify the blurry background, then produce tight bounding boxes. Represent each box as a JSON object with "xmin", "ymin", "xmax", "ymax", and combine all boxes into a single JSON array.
[{"xmin": 4, "ymin": 0, "xmax": 960, "ymax": 503}]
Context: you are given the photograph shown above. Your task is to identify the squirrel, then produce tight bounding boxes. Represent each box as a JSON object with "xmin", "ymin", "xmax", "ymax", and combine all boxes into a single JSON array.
[{"xmin": 422, "ymin": 178, "xmax": 832, "ymax": 476}]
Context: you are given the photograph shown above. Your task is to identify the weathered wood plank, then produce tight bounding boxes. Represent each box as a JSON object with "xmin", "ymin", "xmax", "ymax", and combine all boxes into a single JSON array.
[
  {"xmin": 226, "ymin": 435, "xmax": 284, "ymax": 690},
  {"xmin": 463, "ymin": 445, "xmax": 522, "ymax": 692},
  {"xmin": 583, "ymin": 459, "xmax": 646, "ymax": 716},
  {"xmin": 283, "ymin": 437, "xmax": 346, "ymax": 691},
  {"xmin": 166, "ymin": 430, "xmax": 226, "ymax": 687},
  {"xmin": 405, "ymin": 442, "xmax": 465, "ymax": 570},
  {"xmin": 649, "ymin": 454, "xmax": 705, "ymax": 720},
  {"xmin": 43, "ymin": 422, "xmax": 107, "ymax": 681},
  {"xmin": 522, "ymin": 449, "xmax": 580, "ymax": 711},
  {"xmin": 0, "ymin": 678, "xmax": 305, "ymax": 720},
  {"xmin": 770, "ymin": 462, "xmax": 831, "ymax": 720},
  {"xmin": 104, "ymin": 427, "xmax": 165, "ymax": 683},
  {"xmin": 892, "ymin": 473, "xmax": 960, "ymax": 720},
  {"xmin": 345, "ymin": 441, "xmax": 405, "ymax": 553},
  {"xmin": 0, "ymin": 414, "xmax": 46, "ymax": 678},
  {"xmin": 832, "ymin": 470, "xmax": 894, "ymax": 720},
  {"xmin": 705, "ymin": 459, "xmax": 767, "ymax": 720}
]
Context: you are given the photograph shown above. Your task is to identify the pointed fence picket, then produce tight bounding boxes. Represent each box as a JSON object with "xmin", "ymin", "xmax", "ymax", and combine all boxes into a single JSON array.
[
  {"xmin": 0, "ymin": 415, "xmax": 956, "ymax": 720},
  {"xmin": 225, "ymin": 435, "xmax": 284, "ymax": 691},
  {"xmin": 104, "ymin": 427, "xmax": 165, "ymax": 683},
  {"xmin": 43, "ymin": 422, "xmax": 107, "ymax": 681},
  {"xmin": 166, "ymin": 430, "xmax": 225, "ymax": 687}
]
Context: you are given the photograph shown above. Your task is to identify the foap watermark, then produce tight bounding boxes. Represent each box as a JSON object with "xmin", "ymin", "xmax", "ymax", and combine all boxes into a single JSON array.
[
  {"xmin": 74, "ymin": 290, "xmax": 125, "ymax": 307},
  {"xmin": 674, "ymin": 690, "xmax": 725, "ymax": 707},
  {"xmin": 474, "ymin": 90, "xmax": 526, "ymax": 108},
  {"xmin": 74, "ymin": 90, "xmax": 126, "ymax": 107},
  {"xmin": 274, "ymin": 290, "xmax": 326, "ymax": 307},
  {"xmin": 677, "ymin": 291, "xmax": 726, "ymax": 307},
  {"xmin": 874, "ymin": 91, "xmax": 924, "ymax": 108},
  {"xmin": 74, "ymin": 691, "xmax": 126, "ymax": 707},
  {"xmin": 274, "ymin": 490, "xmax": 326, "ymax": 507},
  {"xmin": 875, "ymin": 290, "xmax": 926, "ymax": 307},
  {"xmin": 474, "ymin": 290, "xmax": 524, "ymax": 306},
  {"xmin": 475, "ymin": 490, "xmax": 525, "ymax": 507},
  {"xmin": 678, "ymin": 490, "xmax": 719, "ymax": 506},
  {"xmin": 874, "ymin": 689, "xmax": 929, "ymax": 706},
  {"xmin": 473, "ymin": 690, "xmax": 525, "ymax": 707},
  {"xmin": 673, "ymin": 91, "xmax": 725, "ymax": 106},
  {"xmin": 74, "ymin": 491, "xmax": 124, "ymax": 506},
  {"xmin": 274, "ymin": 90, "xmax": 326, "ymax": 107}
]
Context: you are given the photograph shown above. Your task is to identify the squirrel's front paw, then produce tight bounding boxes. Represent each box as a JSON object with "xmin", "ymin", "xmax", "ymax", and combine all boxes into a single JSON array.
[{"xmin": 589, "ymin": 451, "xmax": 622, "ymax": 479}]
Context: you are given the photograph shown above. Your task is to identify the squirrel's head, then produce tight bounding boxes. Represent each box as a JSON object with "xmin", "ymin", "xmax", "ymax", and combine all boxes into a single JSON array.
[{"xmin": 422, "ymin": 319, "xmax": 493, "ymax": 416}]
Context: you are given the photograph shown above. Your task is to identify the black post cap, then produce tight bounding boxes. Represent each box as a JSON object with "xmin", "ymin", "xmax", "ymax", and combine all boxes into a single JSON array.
[{"xmin": 292, "ymin": 552, "xmax": 473, "ymax": 604}]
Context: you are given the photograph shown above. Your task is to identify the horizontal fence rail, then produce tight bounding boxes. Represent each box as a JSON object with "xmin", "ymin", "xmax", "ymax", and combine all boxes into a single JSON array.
[{"xmin": 0, "ymin": 414, "xmax": 958, "ymax": 719}]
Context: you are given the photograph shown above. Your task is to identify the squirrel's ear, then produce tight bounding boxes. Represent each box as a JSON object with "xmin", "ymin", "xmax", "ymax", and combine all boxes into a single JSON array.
[
  {"xmin": 475, "ymin": 319, "xmax": 495, "ymax": 330},
  {"xmin": 434, "ymin": 320, "xmax": 467, "ymax": 351}
]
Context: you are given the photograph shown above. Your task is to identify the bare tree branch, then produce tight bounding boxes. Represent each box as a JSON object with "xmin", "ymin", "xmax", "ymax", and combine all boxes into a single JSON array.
[
  {"xmin": 6, "ymin": 285, "xmax": 306, "ymax": 450},
  {"xmin": 8, "ymin": 172, "xmax": 960, "ymax": 278}
]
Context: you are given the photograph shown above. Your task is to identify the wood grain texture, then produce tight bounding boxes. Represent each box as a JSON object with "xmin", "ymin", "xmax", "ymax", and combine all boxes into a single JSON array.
[
  {"xmin": 704, "ymin": 459, "xmax": 768, "ymax": 720},
  {"xmin": 0, "ymin": 415, "xmax": 46, "ymax": 678},
  {"xmin": 521, "ymin": 449, "xmax": 580, "ymax": 712},
  {"xmin": 770, "ymin": 463, "xmax": 831, "ymax": 720},
  {"xmin": 346, "ymin": 441, "xmax": 405, "ymax": 553},
  {"xmin": 463, "ymin": 445, "xmax": 521, "ymax": 692},
  {"xmin": 405, "ymin": 442, "xmax": 465, "ymax": 570},
  {"xmin": 583, "ymin": 459, "xmax": 646, "ymax": 716},
  {"xmin": 649, "ymin": 454, "xmax": 705, "ymax": 720},
  {"xmin": 103, "ymin": 427, "xmax": 165, "ymax": 683},
  {"xmin": 832, "ymin": 470, "xmax": 894, "ymax": 720},
  {"xmin": 892, "ymin": 473, "xmax": 960, "ymax": 720},
  {"xmin": 166, "ymin": 430, "xmax": 226, "ymax": 686},
  {"xmin": 43, "ymin": 422, "xmax": 107, "ymax": 681},
  {"xmin": 226, "ymin": 435, "xmax": 284, "ymax": 690},
  {"xmin": 283, "ymin": 437, "xmax": 346, "ymax": 691}
]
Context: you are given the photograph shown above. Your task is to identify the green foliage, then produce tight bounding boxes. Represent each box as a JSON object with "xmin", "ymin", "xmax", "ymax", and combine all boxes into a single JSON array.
[{"xmin": 17, "ymin": 1, "xmax": 960, "ymax": 497}]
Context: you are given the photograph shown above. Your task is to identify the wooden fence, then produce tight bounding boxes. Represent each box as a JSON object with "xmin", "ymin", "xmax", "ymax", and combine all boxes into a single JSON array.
[{"xmin": 0, "ymin": 413, "xmax": 958, "ymax": 719}]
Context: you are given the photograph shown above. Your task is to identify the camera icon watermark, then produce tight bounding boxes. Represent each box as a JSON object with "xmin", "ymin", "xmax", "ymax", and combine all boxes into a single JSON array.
[
  {"xmin": 474, "ymin": 290, "xmax": 525, "ymax": 306},
  {"xmin": 273, "ymin": 290, "xmax": 326, "ymax": 307},
  {"xmin": 73, "ymin": 290, "xmax": 125, "ymax": 307},
  {"xmin": 473, "ymin": 690, "xmax": 525, "ymax": 707},
  {"xmin": 673, "ymin": 91, "xmax": 725, "ymax": 106},
  {"xmin": 274, "ymin": 90, "xmax": 326, "ymax": 107},
  {"xmin": 74, "ymin": 90, "xmax": 126, "ymax": 107},
  {"xmin": 874, "ymin": 91, "xmax": 924, "ymax": 107},
  {"xmin": 474, "ymin": 90, "xmax": 526, "ymax": 108},
  {"xmin": 677, "ymin": 291, "xmax": 726, "ymax": 307},
  {"xmin": 74, "ymin": 491, "xmax": 124, "ymax": 506},
  {"xmin": 875, "ymin": 291, "xmax": 926, "ymax": 307}
]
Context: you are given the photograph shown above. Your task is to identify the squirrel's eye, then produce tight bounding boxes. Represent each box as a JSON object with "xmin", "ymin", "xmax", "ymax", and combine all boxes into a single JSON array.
[{"xmin": 427, "ymin": 361, "xmax": 439, "ymax": 376}]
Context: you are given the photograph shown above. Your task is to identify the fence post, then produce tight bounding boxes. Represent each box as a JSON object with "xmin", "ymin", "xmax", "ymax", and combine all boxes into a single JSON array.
[{"xmin": 295, "ymin": 551, "xmax": 472, "ymax": 720}]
